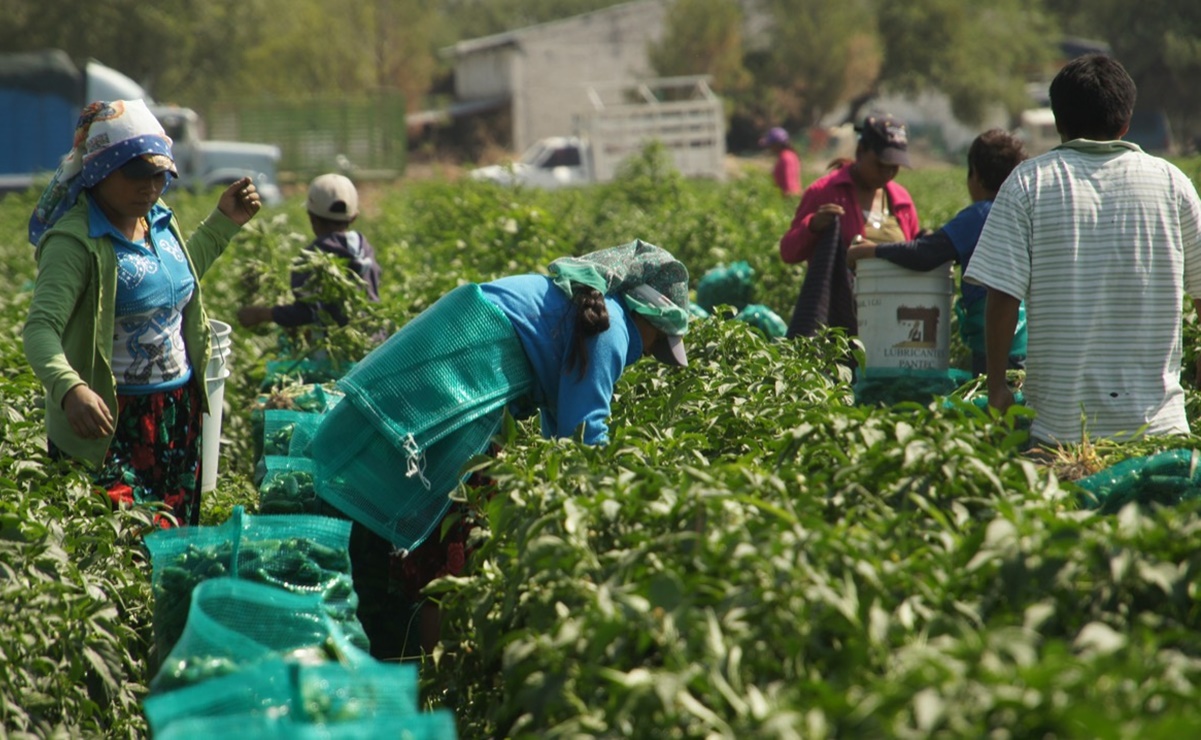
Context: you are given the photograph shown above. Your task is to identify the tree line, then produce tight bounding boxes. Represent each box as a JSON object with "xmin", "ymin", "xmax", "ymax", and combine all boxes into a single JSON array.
[{"xmin": 5, "ymin": 0, "xmax": 1200, "ymax": 152}]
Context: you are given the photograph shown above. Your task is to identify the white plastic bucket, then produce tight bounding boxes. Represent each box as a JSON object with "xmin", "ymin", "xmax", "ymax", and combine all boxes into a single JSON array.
[
  {"xmin": 201, "ymin": 320, "xmax": 233, "ymax": 493},
  {"xmin": 854, "ymin": 260, "xmax": 954, "ymax": 371}
]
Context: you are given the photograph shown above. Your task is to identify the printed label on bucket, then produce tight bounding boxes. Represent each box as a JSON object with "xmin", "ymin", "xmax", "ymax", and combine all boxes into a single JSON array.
[{"xmin": 857, "ymin": 299, "xmax": 949, "ymax": 370}]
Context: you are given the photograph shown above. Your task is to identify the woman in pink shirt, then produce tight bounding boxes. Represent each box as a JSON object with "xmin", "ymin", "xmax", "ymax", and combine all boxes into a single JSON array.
[
  {"xmin": 759, "ymin": 127, "xmax": 802, "ymax": 197},
  {"xmin": 779, "ymin": 114, "xmax": 920, "ymax": 265}
]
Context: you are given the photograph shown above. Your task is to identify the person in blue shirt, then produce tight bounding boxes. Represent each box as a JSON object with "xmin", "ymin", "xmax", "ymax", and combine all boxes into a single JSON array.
[
  {"xmin": 308, "ymin": 239, "xmax": 691, "ymax": 658},
  {"xmin": 846, "ymin": 128, "xmax": 1029, "ymax": 376},
  {"xmin": 23, "ymin": 99, "xmax": 260, "ymax": 528}
]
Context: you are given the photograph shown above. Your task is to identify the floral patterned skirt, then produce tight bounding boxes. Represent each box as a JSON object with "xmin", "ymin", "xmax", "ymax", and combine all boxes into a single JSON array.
[{"xmin": 51, "ymin": 383, "xmax": 203, "ymax": 527}]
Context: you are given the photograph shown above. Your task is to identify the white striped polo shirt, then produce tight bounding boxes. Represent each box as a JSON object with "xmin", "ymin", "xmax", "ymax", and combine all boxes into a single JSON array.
[{"xmin": 965, "ymin": 140, "xmax": 1201, "ymax": 444}]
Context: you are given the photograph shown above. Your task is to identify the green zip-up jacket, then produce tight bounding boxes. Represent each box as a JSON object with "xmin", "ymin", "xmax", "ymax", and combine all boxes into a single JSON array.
[{"xmin": 22, "ymin": 193, "xmax": 242, "ymax": 467}]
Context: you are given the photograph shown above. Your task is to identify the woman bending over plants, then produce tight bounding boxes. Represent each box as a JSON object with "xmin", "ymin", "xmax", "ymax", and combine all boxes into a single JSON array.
[{"xmin": 308, "ymin": 240, "xmax": 692, "ymax": 658}]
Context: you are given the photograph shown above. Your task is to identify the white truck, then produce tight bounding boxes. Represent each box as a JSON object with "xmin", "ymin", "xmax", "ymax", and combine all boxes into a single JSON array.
[
  {"xmin": 471, "ymin": 76, "xmax": 726, "ymax": 189},
  {"xmin": 1, "ymin": 49, "xmax": 282, "ymax": 204}
]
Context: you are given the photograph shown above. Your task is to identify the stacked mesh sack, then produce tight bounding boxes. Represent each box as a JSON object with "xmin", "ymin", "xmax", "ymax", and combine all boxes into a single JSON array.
[
  {"xmin": 145, "ymin": 506, "xmax": 370, "ymax": 659},
  {"xmin": 1075, "ymin": 448, "xmax": 1201, "ymax": 514},
  {"xmin": 261, "ymin": 356, "xmax": 359, "ymax": 392},
  {"xmin": 694, "ymin": 260, "xmax": 787, "ymax": 339},
  {"xmin": 251, "ymin": 382, "xmax": 345, "ymax": 490},
  {"xmin": 143, "ymin": 578, "xmax": 456, "ymax": 738},
  {"xmin": 853, "ymin": 367, "xmax": 974, "ymax": 407},
  {"xmin": 257, "ymin": 404, "xmax": 330, "ymax": 512},
  {"xmin": 696, "ymin": 260, "xmax": 756, "ymax": 313}
]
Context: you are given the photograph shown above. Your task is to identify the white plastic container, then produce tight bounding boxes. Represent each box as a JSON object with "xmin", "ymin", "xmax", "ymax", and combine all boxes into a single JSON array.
[
  {"xmin": 201, "ymin": 319, "xmax": 233, "ymax": 493},
  {"xmin": 854, "ymin": 259, "xmax": 954, "ymax": 371}
]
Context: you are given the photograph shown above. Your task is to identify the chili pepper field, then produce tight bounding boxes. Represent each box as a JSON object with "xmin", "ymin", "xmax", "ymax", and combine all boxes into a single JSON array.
[{"xmin": 6, "ymin": 150, "xmax": 1201, "ymax": 738}]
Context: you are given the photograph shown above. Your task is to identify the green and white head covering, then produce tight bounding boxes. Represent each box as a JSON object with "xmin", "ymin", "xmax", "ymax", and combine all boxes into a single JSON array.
[{"xmin": 548, "ymin": 239, "xmax": 691, "ymax": 366}]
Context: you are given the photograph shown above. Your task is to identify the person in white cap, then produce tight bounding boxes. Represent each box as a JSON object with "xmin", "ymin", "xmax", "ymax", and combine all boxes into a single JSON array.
[
  {"xmin": 23, "ymin": 99, "xmax": 261, "ymax": 527},
  {"xmin": 237, "ymin": 173, "xmax": 381, "ymax": 329}
]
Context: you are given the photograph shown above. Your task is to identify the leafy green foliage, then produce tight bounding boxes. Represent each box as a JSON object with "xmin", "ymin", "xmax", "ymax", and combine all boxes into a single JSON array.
[
  {"xmin": 427, "ymin": 315, "xmax": 1201, "ymax": 737},
  {"xmin": 3, "ymin": 159, "xmax": 1201, "ymax": 737}
]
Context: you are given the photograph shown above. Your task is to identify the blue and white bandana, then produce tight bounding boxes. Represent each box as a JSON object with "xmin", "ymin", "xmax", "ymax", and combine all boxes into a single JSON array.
[{"xmin": 28, "ymin": 99, "xmax": 174, "ymax": 246}]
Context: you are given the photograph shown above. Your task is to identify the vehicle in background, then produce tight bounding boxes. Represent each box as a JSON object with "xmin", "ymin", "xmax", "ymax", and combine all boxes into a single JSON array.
[
  {"xmin": 0, "ymin": 49, "xmax": 282, "ymax": 203},
  {"xmin": 1017, "ymin": 108, "xmax": 1060, "ymax": 156},
  {"xmin": 471, "ymin": 76, "xmax": 725, "ymax": 189},
  {"xmin": 1018, "ymin": 105, "xmax": 1174, "ymax": 156}
]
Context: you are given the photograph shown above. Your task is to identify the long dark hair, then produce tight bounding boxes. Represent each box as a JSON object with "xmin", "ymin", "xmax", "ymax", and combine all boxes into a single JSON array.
[{"xmin": 567, "ymin": 283, "xmax": 610, "ymax": 378}]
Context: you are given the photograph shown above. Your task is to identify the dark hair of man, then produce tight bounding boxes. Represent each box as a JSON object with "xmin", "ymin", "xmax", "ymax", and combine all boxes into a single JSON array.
[
  {"xmin": 308, "ymin": 212, "xmax": 352, "ymax": 234},
  {"xmin": 1048, "ymin": 53, "xmax": 1136, "ymax": 141},
  {"xmin": 567, "ymin": 283, "xmax": 610, "ymax": 379},
  {"xmin": 967, "ymin": 129, "xmax": 1028, "ymax": 194}
]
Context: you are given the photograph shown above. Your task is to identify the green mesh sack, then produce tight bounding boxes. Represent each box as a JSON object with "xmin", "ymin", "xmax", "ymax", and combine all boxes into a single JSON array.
[
  {"xmin": 252, "ymin": 384, "xmax": 346, "ymax": 462},
  {"xmin": 261, "ymin": 357, "xmax": 358, "ymax": 392},
  {"xmin": 145, "ymin": 651, "xmax": 294, "ymax": 731},
  {"xmin": 146, "ymin": 507, "xmax": 368, "ymax": 661},
  {"xmin": 1076, "ymin": 449, "xmax": 1201, "ymax": 514},
  {"xmin": 735, "ymin": 303, "xmax": 788, "ymax": 340},
  {"xmin": 148, "ymin": 577, "xmax": 370, "ymax": 695},
  {"xmin": 854, "ymin": 367, "xmax": 973, "ymax": 407},
  {"xmin": 311, "ymin": 284, "xmax": 535, "ymax": 553},
  {"xmin": 155, "ymin": 708, "xmax": 458, "ymax": 740},
  {"xmin": 689, "ymin": 303, "xmax": 710, "ymax": 319},
  {"xmin": 943, "ymin": 370, "xmax": 1027, "ymax": 412},
  {"xmin": 261, "ymin": 410, "xmax": 314, "ymax": 458},
  {"xmin": 146, "ymin": 605, "xmax": 430, "ymax": 734},
  {"xmin": 259, "ymin": 457, "xmax": 320, "ymax": 515},
  {"xmin": 696, "ymin": 260, "xmax": 755, "ymax": 312},
  {"xmin": 254, "ymin": 411, "xmax": 326, "ymax": 485}
]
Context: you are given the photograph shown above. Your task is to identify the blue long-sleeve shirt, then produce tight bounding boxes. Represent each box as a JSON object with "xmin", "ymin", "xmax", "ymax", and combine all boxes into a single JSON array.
[{"xmin": 480, "ymin": 274, "xmax": 643, "ymax": 444}]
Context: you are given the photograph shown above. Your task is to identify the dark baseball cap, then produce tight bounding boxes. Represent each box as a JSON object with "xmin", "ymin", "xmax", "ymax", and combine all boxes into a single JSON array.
[{"xmin": 857, "ymin": 114, "xmax": 911, "ymax": 168}]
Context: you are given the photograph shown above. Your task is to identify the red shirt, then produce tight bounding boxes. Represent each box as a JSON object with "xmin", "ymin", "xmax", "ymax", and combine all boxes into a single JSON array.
[
  {"xmin": 773, "ymin": 148, "xmax": 801, "ymax": 196},
  {"xmin": 779, "ymin": 164, "xmax": 920, "ymax": 264}
]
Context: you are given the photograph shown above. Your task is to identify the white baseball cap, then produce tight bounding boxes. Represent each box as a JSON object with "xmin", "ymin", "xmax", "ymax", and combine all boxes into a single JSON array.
[{"xmin": 307, "ymin": 173, "xmax": 359, "ymax": 221}]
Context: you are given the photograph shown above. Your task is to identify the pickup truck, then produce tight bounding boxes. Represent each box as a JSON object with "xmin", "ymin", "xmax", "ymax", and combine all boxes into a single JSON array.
[
  {"xmin": 471, "ymin": 136, "xmax": 598, "ymax": 189},
  {"xmin": 0, "ymin": 49, "xmax": 282, "ymax": 203},
  {"xmin": 470, "ymin": 76, "xmax": 726, "ymax": 189}
]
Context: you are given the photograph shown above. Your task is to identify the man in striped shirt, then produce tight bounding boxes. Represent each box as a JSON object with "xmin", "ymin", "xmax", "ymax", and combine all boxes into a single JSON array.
[{"xmin": 965, "ymin": 54, "xmax": 1201, "ymax": 445}]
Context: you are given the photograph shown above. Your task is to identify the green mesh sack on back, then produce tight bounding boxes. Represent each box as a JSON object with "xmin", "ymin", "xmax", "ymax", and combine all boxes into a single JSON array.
[
  {"xmin": 735, "ymin": 303, "xmax": 788, "ymax": 340},
  {"xmin": 148, "ymin": 576, "xmax": 371, "ymax": 695},
  {"xmin": 259, "ymin": 456, "xmax": 320, "ymax": 514},
  {"xmin": 146, "ymin": 507, "xmax": 368, "ymax": 661},
  {"xmin": 696, "ymin": 260, "xmax": 755, "ymax": 312},
  {"xmin": 854, "ymin": 367, "xmax": 973, "ymax": 407},
  {"xmin": 311, "ymin": 283, "xmax": 535, "ymax": 553},
  {"xmin": 1076, "ymin": 449, "xmax": 1201, "ymax": 514}
]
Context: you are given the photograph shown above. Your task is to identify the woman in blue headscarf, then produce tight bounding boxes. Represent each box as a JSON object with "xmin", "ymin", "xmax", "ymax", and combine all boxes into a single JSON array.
[
  {"xmin": 309, "ymin": 239, "xmax": 692, "ymax": 658},
  {"xmin": 23, "ymin": 99, "xmax": 262, "ymax": 527}
]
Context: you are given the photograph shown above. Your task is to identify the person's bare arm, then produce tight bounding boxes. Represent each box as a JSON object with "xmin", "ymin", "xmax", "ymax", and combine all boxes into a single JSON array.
[
  {"xmin": 1194, "ymin": 298, "xmax": 1201, "ymax": 386},
  {"xmin": 984, "ymin": 287, "xmax": 1022, "ymax": 413}
]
